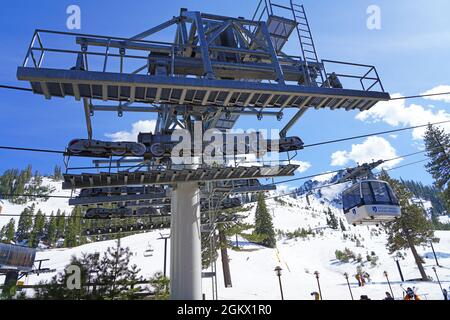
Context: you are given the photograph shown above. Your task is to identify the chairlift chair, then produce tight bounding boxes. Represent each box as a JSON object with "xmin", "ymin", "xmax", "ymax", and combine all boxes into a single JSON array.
[{"xmin": 144, "ymin": 243, "xmax": 154, "ymax": 257}]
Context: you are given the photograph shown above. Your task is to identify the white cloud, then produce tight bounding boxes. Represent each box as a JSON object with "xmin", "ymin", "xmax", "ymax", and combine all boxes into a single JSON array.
[
  {"xmin": 330, "ymin": 136, "xmax": 402, "ymax": 169},
  {"xmin": 290, "ymin": 160, "xmax": 311, "ymax": 173},
  {"xmin": 105, "ymin": 120, "xmax": 157, "ymax": 142},
  {"xmin": 356, "ymin": 93, "xmax": 450, "ymax": 140},
  {"xmin": 421, "ymin": 85, "xmax": 450, "ymax": 103},
  {"xmin": 389, "ymin": 134, "xmax": 398, "ymax": 139}
]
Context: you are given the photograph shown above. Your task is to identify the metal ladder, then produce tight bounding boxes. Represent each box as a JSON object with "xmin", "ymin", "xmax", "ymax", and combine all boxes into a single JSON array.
[{"xmin": 289, "ymin": 1, "xmax": 325, "ymax": 86}]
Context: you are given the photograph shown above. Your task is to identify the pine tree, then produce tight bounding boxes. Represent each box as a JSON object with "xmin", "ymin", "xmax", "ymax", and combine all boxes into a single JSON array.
[
  {"xmin": 326, "ymin": 207, "xmax": 339, "ymax": 229},
  {"xmin": 218, "ymin": 224, "xmax": 233, "ymax": 288},
  {"xmin": 16, "ymin": 204, "xmax": 35, "ymax": 243},
  {"xmin": 34, "ymin": 253, "xmax": 99, "ymax": 300},
  {"xmin": 96, "ymin": 240, "xmax": 144, "ymax": 300},
  {"xmin": 1, "ymin": 219, "xmax": 16, "ymax": 243},
  {"xmin": 29, "ymin": 209, "xmax": 46, "ymax": 248},
  {"xmin": 424, "ymin": 124, "xmax": 450, "ymax": 208},
  {"xmin": 64, "ymin": 207, "xmax": 83, "ymax": 248},
  {"xmin": 379, "ymin": 171, "xmax": 437, "ymax": 281},
  {"xmin": 46, "ymin": 213, "xmax": 58, "ymax": 246},
  {"xmin": 53, "ymin": 165, "xmax": 63, "ymax": 180},
  {"xmin": 339, "ymin": 219, "xmax": 347, "ymax": 231},
  {"xmin": 34, "ymin": 242, "xmax": 144, "ymax": 300},
  {"xmin": 254, "ymin": 193, "xmax": 276, "ymax": 248},
  {"xmin": 25, "ymin": 165, "xmax": 32, "ymax": 182},
  {"xmin": 402, "ymin": 179, "xmax": 446, "ymax": 216},
  {"xmin": 201, "ymin": 208, "xmax": 252, "ymax": 270},
  {"xmin": 201, "ymin": 230, "xmax": 219, "ymax": 269},
  {"xmin": 56, "ymin": 210, "xmax": 66, "ymax": 242},
  {"xmin": 149, "ymin": 272, "xmax": 169, "ymax": 300}
]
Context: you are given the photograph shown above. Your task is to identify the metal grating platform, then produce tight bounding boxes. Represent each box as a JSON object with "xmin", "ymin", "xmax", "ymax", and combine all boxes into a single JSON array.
[
  {"xmin": 17, "ymin": 67, "xmax": 389, "ymax": 111},
  {"xmin": 62, "ymin": 164, "xmax": 298, "ymax": 189}
]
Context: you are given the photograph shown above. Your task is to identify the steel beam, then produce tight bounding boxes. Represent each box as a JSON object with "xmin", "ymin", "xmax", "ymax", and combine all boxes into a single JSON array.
[
  {"xmin": 259, "ymin": 21, "xmax": 285, "ymax": 84},
  {"xmin": 130, "ymin": 17, "xmax": 180, "ymax": 40},
  {"xmin": 207, "ymin": 21, "xmax": 232, "ymax": 45},
  {"xmin": 91, "ymin": 105, "xmax": 160, "ymax": 113},
  {"xmin": 201, "ymin": 13, "xmax": 260, "ymax": 26},
  {"xmin": 82, "ymin": 98, "xmax": 93, "ymax": 139},
  {"xmin": 191, "ymin": 11, "xmax": 215, "ymax": 79},
  {"xmin": 279, "ymin": 107, "xmax": 308, "ymax": 138}
]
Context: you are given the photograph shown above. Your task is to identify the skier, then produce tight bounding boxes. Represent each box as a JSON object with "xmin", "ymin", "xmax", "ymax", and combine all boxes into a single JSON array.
[
  {"xmin": 383, "ymin": 292, "xmax": 394, "ymax": 300},
  {"xmin": 355, "ymin": 274, "xmax": 362, "ymax": 287},
  {"xmin": 443, "ymin": 288, "xmax": 448, "ymax": 301},
  {"xmin": 355, "ymin": 273, "xmax": 365, "ymax": 287},
  {"xmin": 360, "ymin": 295, "xmax": 371, "ymax": 300},
  {"xmin": 403, "ymin": 287, "xmax": 420, "ymax": 300},
  {"xmin": 310, "ymin": 292, "xmax": 320, "ymax": 300},
  {"xmin": 362, "ymin": 272, "xmax": 371, "ymax": 284}
]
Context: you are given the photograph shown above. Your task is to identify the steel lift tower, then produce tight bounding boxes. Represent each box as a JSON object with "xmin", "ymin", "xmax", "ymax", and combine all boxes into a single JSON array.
[{"xmin": 16, "ymin": 0, "xmax": 390, "ymax": 300}]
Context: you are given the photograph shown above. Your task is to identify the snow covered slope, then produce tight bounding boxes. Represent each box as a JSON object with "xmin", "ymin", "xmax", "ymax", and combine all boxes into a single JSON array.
[
  {"xmin": 1, "ymin": 178, "xmax": 449, "ymax": 300},
  {"xmin": 203, "ymin": 196, "xmax": 450, "ymax": 300},
  {"xmin": 0, "ymin": 177, "xmax": 73, "ymax": 227}
]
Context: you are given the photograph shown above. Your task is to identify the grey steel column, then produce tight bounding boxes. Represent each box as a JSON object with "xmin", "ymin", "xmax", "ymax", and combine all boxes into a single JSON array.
[{"xmin": 170, "ymin": 182, "xmax": 202, "ymax": 300}]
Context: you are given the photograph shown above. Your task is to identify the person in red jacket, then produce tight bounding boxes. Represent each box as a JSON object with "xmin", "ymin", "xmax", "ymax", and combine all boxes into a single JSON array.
[{"xmin": 403, "ymin": 287, "xmax": 420, "ymax": 300}]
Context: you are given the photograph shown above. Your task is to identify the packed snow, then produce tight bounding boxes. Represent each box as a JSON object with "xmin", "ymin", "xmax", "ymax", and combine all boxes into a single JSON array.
[{"xmin": 439, "ymin": 215, "xmax": 450, "ymax": 224}]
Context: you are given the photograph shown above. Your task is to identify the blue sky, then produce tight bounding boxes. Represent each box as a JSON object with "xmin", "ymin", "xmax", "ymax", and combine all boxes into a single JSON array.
[{"xmin": 0, "ymin": 0, "xmax": 449, "ymax": 188}]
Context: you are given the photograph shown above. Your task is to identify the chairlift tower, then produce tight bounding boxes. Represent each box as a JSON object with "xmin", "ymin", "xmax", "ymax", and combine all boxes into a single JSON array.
[{"xmin": 16, "ymin": 0, "xmax": 390, "ymax": 300}]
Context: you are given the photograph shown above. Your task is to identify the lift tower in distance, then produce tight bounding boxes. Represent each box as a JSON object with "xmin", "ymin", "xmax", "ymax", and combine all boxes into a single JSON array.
[{"xmin": 17, "ymin": 0, "xmax": 390, "ymax": 300}]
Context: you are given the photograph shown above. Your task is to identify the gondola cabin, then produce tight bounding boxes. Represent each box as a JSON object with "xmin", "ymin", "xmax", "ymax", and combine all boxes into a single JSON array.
[{"xmin": 342, "ymin": 180, "xmax": 401, "ymax": 226}]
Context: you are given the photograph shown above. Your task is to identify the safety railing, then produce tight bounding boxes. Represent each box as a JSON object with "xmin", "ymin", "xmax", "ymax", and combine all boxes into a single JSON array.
[
  {"xmin": 21, "ymin": 30, "xmax": 385, "ymax": 93},
  {"xmin": 321, "ymin": 59, "xmax": 385, "ymax": 92},
  {"xmin": 252, "ymin": 0, "xmax": 295, "ymax": 22},
  {"xmin": 21, "ymin": 29, "xmax": 281, "ymax": 79},
  {"xmin": 22, "ymin": 29, "xmax": 181, "ymax": 77},
  {"xmin": 252, "ymin": 0, "xmax": 272, "ymax": 23}
]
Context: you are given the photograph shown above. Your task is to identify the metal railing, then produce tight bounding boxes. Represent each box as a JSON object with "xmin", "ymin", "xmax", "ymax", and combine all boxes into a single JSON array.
[
  {"xmin": 252, "ymin": 0, "xmax": 294, "ymax": 22},
  {"xmin": 22, "ymin": 29, "xmax": 181, "ymax": 76},
  {"xmin": 21, "ymin": 29, "xmax": 281, "ymax": 78},
  {"xmin": 250, "ymin": 3, "xmax": 385, "ymax": 93},
  {"xmin": 22, "ymin": 30, "xmax": 385, "ymax": 93},
  {"xmin": 322, "ymin": 59, "xmax": 385, "ymax": 92},
  {"xmin": 252, "ymin": 0, "xmax": 272, "ymax": 22}
]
